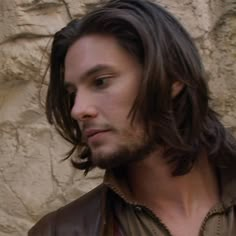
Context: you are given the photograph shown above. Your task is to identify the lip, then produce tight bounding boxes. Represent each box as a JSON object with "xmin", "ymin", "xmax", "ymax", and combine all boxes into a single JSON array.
[{"xmin": 84, "ymin": 129, "xmax": 109, "ymax": 139}]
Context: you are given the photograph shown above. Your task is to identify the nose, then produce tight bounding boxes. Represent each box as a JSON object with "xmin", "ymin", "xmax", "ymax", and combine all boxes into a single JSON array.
[{"xmin": 70, "ymin": 91, "xmax": 98, "ymax": 122}]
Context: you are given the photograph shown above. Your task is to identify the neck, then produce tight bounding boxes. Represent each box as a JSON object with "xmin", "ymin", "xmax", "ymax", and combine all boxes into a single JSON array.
[{"xmin": 126, "ymin": 149, "xmax": 219, "ymax": 216}]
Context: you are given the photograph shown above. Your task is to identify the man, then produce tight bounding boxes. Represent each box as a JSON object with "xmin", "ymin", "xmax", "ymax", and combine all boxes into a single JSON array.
[{"xmin": 29, "ymin": 0, "xmax": 236, "ymax": 235}]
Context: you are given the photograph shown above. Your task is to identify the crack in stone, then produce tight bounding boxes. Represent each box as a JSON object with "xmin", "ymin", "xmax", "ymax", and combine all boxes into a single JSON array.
[
  {"xmin": 49, "ymin": 154, "xmax": 61, "ymax": 189},
  {"xmin": 42, "ymin": 151, "xmax": 68, "ymax": 206},
  {"xmin": 0, "ymin": 34, "xmax": 53, "ymax": 46},
  {"xmin": 209, "ymin": 0, "xmax": 236, "ymax": 31},
  {"xmin": 0, "ymin": 170, "xmax": 34, "ymax": 221},
  {"xmin": 14, "ymin": 128, "xmax": 21, "ymax": 159},
  {"xmin": 20, "ymin": 2, "xmax": 63, "ymax": 12},
  {"xmin": 47, "ymin": 133, "xmax": 70, "ymax": 205},
  {"xmin": 60, "ymin": 0, "xmax": 73, "ymax": 20}
]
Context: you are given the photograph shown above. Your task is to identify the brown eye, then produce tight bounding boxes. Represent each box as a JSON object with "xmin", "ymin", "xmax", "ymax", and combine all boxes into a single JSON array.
[
  {"xmin": 65, "ymin": 83, "xmax": 76, "ymax": 96},
  {"xmin": 93, "ymin": 77, "xmax": 109, "ymax": 88}
]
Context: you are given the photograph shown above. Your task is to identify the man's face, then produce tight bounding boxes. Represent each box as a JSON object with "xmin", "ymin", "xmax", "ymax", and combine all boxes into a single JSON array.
[{"xmin": 64, "ymin": 34, "xmax": 153, "ymax": 169}]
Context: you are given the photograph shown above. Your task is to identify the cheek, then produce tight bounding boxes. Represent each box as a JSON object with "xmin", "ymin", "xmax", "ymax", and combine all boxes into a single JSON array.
[{"xmin": 98, "ymin": 92, "xmax": 134, "ymax": 120}]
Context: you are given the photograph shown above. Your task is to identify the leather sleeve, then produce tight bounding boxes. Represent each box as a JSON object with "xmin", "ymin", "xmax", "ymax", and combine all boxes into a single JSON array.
[
  {"xmin": 28, "ymin": 211, "xmax": 57, "ymax": 236},
  {"xmin": 27, "ymin": 184, "xmax": 106, "ymax": 236}
]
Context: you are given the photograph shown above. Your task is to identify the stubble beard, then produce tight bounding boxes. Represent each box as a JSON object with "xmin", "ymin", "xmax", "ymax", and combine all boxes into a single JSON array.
[{"xmin": 89, "ymin": 137, "xmax": 156, "ymax": 169}]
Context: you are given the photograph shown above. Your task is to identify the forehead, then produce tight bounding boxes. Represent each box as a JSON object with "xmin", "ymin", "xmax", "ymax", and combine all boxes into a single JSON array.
[
  {"xmin": 64, "ymin": 34, "xmax": 141, "ymax": 82},
  {"xmin": 65, "ymin": 34, "xmax": 119, "ymax": 69}
]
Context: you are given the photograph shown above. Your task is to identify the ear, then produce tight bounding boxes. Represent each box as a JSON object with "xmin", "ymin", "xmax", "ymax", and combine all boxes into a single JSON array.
[{"xmin": 171, "ymin": 81, "xmax": 185, "ymax": 98}]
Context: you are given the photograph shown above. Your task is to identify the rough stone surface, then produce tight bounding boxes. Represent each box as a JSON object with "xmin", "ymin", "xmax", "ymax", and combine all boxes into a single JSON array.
[{"xmin": 0, "ymin": 0, "xmax": 235, "ymax": 235}]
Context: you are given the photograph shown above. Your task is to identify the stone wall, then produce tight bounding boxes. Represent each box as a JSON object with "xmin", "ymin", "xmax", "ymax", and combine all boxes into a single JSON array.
[{"xmin": 0, "ymin": 0, "xmax": 235, "ymax": 235}]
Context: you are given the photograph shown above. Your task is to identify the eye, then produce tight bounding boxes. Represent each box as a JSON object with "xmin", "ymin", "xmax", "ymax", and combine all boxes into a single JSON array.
[
  {"xmin": 65, "ymin": 85, "xmax": 76, "ymax": 96},
  {"xmin": 93, "ymin": 77, "xmax": 109, "ymax": 88}
]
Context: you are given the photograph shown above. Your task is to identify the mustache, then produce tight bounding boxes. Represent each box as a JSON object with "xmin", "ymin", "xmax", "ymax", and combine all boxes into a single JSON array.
[{"xmin": 80, "ymin": 122, "xmax": 114, "ymax": 133}]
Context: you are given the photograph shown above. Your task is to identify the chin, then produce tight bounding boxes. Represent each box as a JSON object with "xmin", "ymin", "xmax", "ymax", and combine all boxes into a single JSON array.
[
  {"xmin": 90, "ymin": 145, "xmax": 139, "ymax": 169},
  {"xmin": 90, "ymin": 139, "xmax": 156, "ymax": 169},
  {"xmin": 91, "ymin": 150, "xmax": 120, "ymax": 169}
]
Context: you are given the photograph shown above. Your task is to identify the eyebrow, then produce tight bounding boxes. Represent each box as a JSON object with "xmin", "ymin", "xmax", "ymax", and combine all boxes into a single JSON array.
[{"xmin": 64, "ymin": 64, "xmax": 113, "ymax": 89}]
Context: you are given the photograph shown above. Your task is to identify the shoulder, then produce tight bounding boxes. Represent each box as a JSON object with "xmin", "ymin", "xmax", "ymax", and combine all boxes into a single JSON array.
[{"xmin": 28, "ymin": 184, "xmax": 107, "ymax": 236}]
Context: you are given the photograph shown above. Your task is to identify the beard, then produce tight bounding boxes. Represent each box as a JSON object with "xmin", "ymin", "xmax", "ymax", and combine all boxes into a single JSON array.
[{"xmin": 89, "ymin": 137, "xmax": 156, "ymax": 169}]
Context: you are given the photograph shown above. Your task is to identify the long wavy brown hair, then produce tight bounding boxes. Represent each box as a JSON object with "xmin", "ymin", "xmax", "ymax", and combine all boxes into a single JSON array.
[{"xmin": 46, "ymin": 0, "xmax": 236, "ymax": 175}]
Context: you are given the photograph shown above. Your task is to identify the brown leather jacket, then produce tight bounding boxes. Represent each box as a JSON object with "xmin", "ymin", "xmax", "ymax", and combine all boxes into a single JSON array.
[{"xmin": 28, "ymin": 184, "xmax": 110, "ymax": 236}]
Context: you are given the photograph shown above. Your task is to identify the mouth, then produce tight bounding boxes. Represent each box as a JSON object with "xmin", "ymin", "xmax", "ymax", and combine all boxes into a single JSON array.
[{"xmin": 84, "ymin": 129, "xmax": 110, "ymax": 140}]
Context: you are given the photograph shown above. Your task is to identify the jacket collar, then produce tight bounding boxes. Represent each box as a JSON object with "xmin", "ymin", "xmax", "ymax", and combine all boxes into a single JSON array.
[{"xmin": 103, "ymin": 168, "xmax": 139, "ymax": 205}]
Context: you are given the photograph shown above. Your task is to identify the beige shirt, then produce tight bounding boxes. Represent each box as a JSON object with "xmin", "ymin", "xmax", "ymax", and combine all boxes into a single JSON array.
[{"xmin": 104, "ymin": 166, "xmax": 236, "ymax": 236}]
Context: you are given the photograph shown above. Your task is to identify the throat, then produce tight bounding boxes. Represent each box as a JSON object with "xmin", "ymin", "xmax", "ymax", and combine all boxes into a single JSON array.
[{"xmin": 127, "ymin": 150, "xmax": 220, "ymax": 221}]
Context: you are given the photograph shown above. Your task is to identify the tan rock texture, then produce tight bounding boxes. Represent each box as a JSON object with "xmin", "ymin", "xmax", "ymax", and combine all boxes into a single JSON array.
[{"xmin": 0, "ymin": 0, "xmax": 235, "ymax": 235}]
